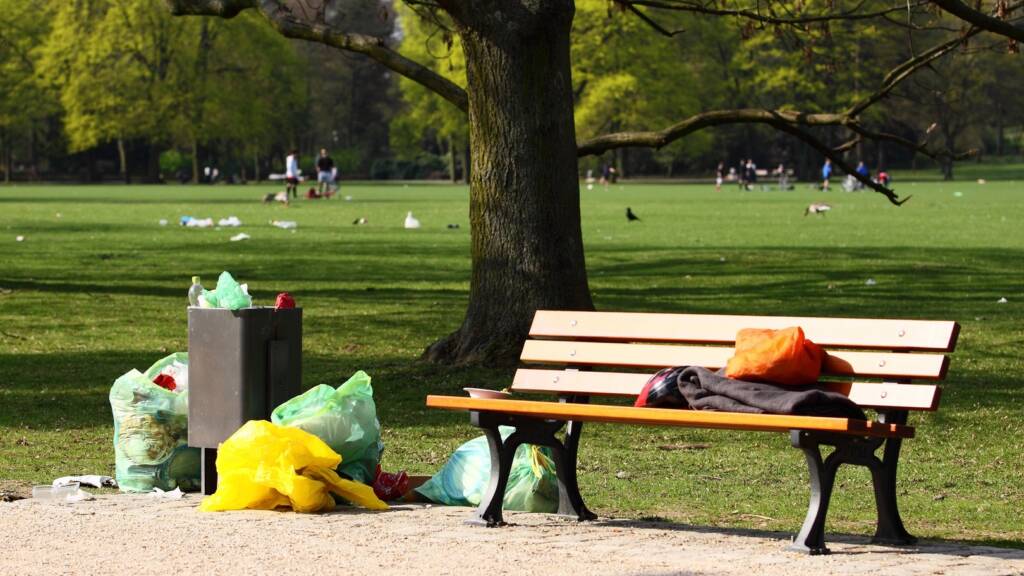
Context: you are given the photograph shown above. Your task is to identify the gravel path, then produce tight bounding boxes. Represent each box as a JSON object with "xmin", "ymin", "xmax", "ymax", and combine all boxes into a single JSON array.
[{"xmin": 3, "ymin": 495, "xmax": 1023, "ymax": 575}]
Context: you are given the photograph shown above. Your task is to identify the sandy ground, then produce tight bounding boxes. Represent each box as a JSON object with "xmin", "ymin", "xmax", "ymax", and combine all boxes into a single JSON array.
[{"xmin": 2, "ymin": 494, "xmax": 1023, "ymax": 576}]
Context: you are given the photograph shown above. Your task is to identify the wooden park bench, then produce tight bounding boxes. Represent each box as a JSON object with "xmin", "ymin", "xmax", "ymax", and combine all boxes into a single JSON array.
[{"xmin": 426, "ymin": 310, "xmax": 959, "ymax": 555}]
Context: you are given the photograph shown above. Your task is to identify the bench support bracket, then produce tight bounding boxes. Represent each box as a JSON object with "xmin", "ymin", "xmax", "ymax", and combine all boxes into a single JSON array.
[
  {"xmin": 788, "ymin": 410, "xmax": 916, "ymax": 555},
  {"xmin": 467, "ymin": 400, "xmax": 597, "ymax": 527}
]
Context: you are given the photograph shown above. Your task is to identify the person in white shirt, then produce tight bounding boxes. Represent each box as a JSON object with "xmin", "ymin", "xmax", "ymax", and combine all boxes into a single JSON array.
[{"xmin": 285, "ymin": 149, "xmax": 300, "ymax": 199}]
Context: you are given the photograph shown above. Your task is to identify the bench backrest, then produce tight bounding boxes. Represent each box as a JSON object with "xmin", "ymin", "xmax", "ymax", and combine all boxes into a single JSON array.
[{"xmin": 511, "ymin": 311, "xmax": 959, "ymax": 412}]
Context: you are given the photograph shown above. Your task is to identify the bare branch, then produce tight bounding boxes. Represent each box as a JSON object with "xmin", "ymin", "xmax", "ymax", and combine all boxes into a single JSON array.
[
  {"xmin": 165, "ymin": 0, "xmax": 469, "ymax": 112},
  {"xmin": 577, "ymin": 108, "xmax": 846, "ymax": 156},
  {"xmin": 845, "ymin": 28, "xmax": 979, "ymax": 117},
  {"xmin": 769, "ymin": 122, "xmax": 908, "ymax": 205},
  {"xmin": 929, "ymin": 0, "xmax": 1024, "ymax": 42},
  {"xmin": 621, "ymin": 2, "xmax": 686, "ymax": 36},
  {"xmin": 165, "ymin": 0, "xmax": 254, "ymax": 17},
  {"xmin": 845, "ymin": 124, "xmax": 978, "ymax": 161},
  {"xmin": 617, "ymin": 0, "xmax": 927, "ymax": 27}
]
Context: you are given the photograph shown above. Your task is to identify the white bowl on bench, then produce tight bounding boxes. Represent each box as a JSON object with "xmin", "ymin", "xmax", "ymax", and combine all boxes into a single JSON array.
[{"xmin": 463, "ymin": 387, "xmax": 512, "ymax": 399}]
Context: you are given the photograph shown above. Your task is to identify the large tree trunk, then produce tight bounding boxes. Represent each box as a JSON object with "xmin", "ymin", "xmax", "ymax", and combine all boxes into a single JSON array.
[{"xmin": 423, "ymin": 0, "xmax": 593, "ymax": 366}]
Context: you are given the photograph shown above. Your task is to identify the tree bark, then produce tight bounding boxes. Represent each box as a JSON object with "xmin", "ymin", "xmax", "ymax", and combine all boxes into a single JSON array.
[
  {"xmin": 192, "ymin": 139, "xmax": 200, "ymax": 183},
  {"xmin": 423, "ymin": 0, "xmax": 593, "ymax": 366},
  {"xmin": 1, "ymin": 128, "xmax": 9, "ymax": 184},
  {"xmin": 447, "ymin": 134, "xmax": 456, "ymax": 183},
  {"xmin": 117, "ymin": 138, "xmax": 129, "ymax": 184}
]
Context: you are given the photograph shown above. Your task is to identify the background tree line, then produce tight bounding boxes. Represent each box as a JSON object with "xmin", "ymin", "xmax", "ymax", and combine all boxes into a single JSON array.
[{"xmin": 1, "ymin": 0, "xmax": 1022, "ymax": 184}]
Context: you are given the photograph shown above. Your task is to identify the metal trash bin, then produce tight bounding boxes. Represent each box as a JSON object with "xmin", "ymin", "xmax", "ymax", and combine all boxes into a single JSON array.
[{"xmin": 187, "ymin": 307, "xmax": 302, "ymax": 495}]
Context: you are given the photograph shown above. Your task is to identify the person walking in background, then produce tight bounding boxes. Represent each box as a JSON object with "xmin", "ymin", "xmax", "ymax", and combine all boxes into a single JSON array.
[
  {"xmin": 775, "ymin": 163, "xmax": 790, "ymax": 190},
  {"xmin": 745, "ymin": 158, "xmax": 757, "ymax": 190},
  {"xmin": 821, "ymin": 159, "xmax": 832, "ymax": 191},
  {"xmin": 715, "ymin": 161, "xmax": 724, "ymax": 192},
  {"xmin": 316, "ymin": 148, "xmax": 336, "ymax": 196},
  {"xmin": 285, "ymin": 149, "xmax": 300, "ymax": 199}
]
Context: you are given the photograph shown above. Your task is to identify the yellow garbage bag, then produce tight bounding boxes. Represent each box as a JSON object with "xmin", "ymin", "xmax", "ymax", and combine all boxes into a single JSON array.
[{"xmin": 199, "ymin": 420, "xmax": 388, "ymax": 513}]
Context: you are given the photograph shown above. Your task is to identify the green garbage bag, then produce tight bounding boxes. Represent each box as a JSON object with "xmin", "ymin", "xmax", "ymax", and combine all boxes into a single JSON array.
[
  {"xmin": 199, "ymin": 271, "xmax": 252, "ymax": 310},
  {"xmin": 414, "ymin": 426, "xmax": 559, "ymax": 512},
  {"xmin": 109, "ymin": 353, "xmax": 200, "ymax": 492},
  {"xmin": 271, "ymin": 370, "xmax": 383, "ymax": 485}
]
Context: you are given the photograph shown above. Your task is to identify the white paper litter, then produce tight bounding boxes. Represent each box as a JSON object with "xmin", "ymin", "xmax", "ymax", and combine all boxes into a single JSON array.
[
  {"xmin": 53, "ymin": 475, "xmax": 117, "ymax": 489},
  {"xmin": 230, "ymin": 232, "xmax": 251, "ymax": 242},
  {"xmin": 149, "ymin": 487, "xmax": 184, "ymax": 500}
]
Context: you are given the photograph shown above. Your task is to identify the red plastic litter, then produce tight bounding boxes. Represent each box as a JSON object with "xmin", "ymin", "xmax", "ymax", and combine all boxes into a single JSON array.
[
  {"xmin": 372, "ymin": 465, "xmax": 410, "ymax": 501},
  {"xmin": 153, "ymin": 373, "xmax": 177, "ymax": 391},
  {"xmin": 274, "ymin": 292, "xmax": 296, "ymax": 310}
]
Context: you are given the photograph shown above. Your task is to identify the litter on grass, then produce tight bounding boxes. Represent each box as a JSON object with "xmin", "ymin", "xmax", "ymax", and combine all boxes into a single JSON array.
[
  {"xmin": 272, "ymin": 220, "xmax": 297, "ymax": 230},
  {"xmin": 230, "ymin": 233, "xmax": 251, "ymax": 242},
  {"xmin": 53, "ymin": 475, "xmax": 117, "ymax": 489},
  {"xmin": 218, "ymin": 216, "xmax": 242, "ymax": 227},
  {"xmin": 181, "ymin": 216, "xmax": 214, "ymax": 228}
]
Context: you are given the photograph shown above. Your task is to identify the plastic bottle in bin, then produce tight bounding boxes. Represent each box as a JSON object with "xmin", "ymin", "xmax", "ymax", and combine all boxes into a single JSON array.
[{"xmin": 188, "ymin": 276, "xmax": 205, "ymax": 307}]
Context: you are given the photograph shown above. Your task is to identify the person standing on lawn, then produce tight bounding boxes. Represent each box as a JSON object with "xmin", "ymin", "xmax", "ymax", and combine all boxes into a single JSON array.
[
  {"xmin": 821, "ymin": 159, "xmax": 832, "ymax": 191},
  {"xmin": 285, "ymin": 149, "xmax": 300, "ymax": 199},
  {"xmin": 317, "ymin": 148, "xmax": 336, "ymax": 196}
]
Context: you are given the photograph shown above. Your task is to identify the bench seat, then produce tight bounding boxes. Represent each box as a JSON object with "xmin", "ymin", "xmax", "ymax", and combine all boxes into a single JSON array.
[{"xmin": 426, "ymin": 396, "xmax": 914, "ymax": 438}]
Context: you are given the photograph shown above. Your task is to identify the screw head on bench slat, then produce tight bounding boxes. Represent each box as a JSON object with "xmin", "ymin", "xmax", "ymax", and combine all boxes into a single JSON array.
[
  {"xmin": 553, "ymin": 376, "xmax": 560, "ymax": 383},
  {"xmin": 570, "ymin": 349, "xmax": 577, "ymax": 357},
  {"xmin": 898, "ymin": 329, "xmax": 906, "ymax": 337},
  {"xmin": 878, "ymin": 359, "xmax": 887, "ymax": 367},
  {"xmin": 881, "ymin": 391, "xmax": 888, "ymax": 398},
  {"xmin": 570, "ymin": 319, "xmax": 578, "ymax": 327}
]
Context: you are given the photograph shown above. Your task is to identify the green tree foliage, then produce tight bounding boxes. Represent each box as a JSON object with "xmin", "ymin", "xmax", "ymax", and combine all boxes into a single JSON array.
[
  {"xmin": 0, "ymin": 0, "xmax": 57, "ymax": 180},
  {"xmin": 391, "ymin": 4, "xmax": 468, "ymax": 180},
  {"xmin": 38, "ymin": 1, "xmax": 304, "ymax": 181},
  {"xmin": 572, "ymin": 1, "xmax": 720, "ymax": 172}
]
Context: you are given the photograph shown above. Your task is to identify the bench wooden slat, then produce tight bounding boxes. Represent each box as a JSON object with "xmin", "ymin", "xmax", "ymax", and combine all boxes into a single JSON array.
[
  {"xmin": 530, "ymin": 311, "xmax": 960, "ymax": 352},
  {"xmin": 511, "ymin": 369, "xmax": 941, "ymax": 411},
  {"xmin": 425, "ymin": 395, "xmax": 915, "ymax": 438},
  {"xmin": 520, "ymin": 340, "xmax": 949, "ymax": 380}
]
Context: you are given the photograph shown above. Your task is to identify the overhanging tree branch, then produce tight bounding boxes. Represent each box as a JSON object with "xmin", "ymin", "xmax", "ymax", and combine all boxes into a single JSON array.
[
  {"xmin": 845, "ymin": 28, "xmax": 981, "ymax": 117},
  {"xmin": 164, "ymin": 0, "xmax": 469, "ymax": 112},
  {"xmin": 929, "ymin": 0, "xmax": 1024, "ymax": 42},
  {"xmin": 617, "ymin": 0, "xmax": 928, "ymax": 27},
  {"xmin": 577, "ymin": 30, "xmax": 982, "ymax": 204}
]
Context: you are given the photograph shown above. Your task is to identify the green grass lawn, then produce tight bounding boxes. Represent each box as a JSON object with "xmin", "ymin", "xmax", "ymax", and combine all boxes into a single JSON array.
[{"xmin": 1, "ymin": 180, "xmax": 1022, "ymax": 546}]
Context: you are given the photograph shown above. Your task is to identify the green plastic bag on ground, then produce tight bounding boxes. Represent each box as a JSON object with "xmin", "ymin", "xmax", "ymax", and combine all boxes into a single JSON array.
[
  {"xmin": 271, "ymin": 371, "xmax": 383, "ymax": 485},
  {"xmin": 199, "ymin": 271, "xmax": 252, "ymax": 309},
  {"xmin": 414, "ymin": 426, "xmax": 559, "ymax": 512},
  {"xmin": 109, "ymin": 353, "xmax": 200, "ymax": 492}
]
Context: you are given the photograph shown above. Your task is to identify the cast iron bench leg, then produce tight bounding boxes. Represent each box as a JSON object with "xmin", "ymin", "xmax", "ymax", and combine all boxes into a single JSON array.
[
  {"xmin": 871, "ymin": 411, "xmax": 917, "ymax": 546},
  {"xmin": 553, "ymin": 419, "xmax": 597, "ymax": 521},
  {"xmin": 469, "ymin": 424, "xmax": 523, "ymax": 526},
  {"xmin": 789, "ymin": 415, "xmax": 916, "ymax": 555},
  {"xmin": 467, "ymin": 410, "xmax": 595, "ymax": 525},
  {"xmin": 788, "ymin": 431, "xmax": 841, "ymax": 555}
]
